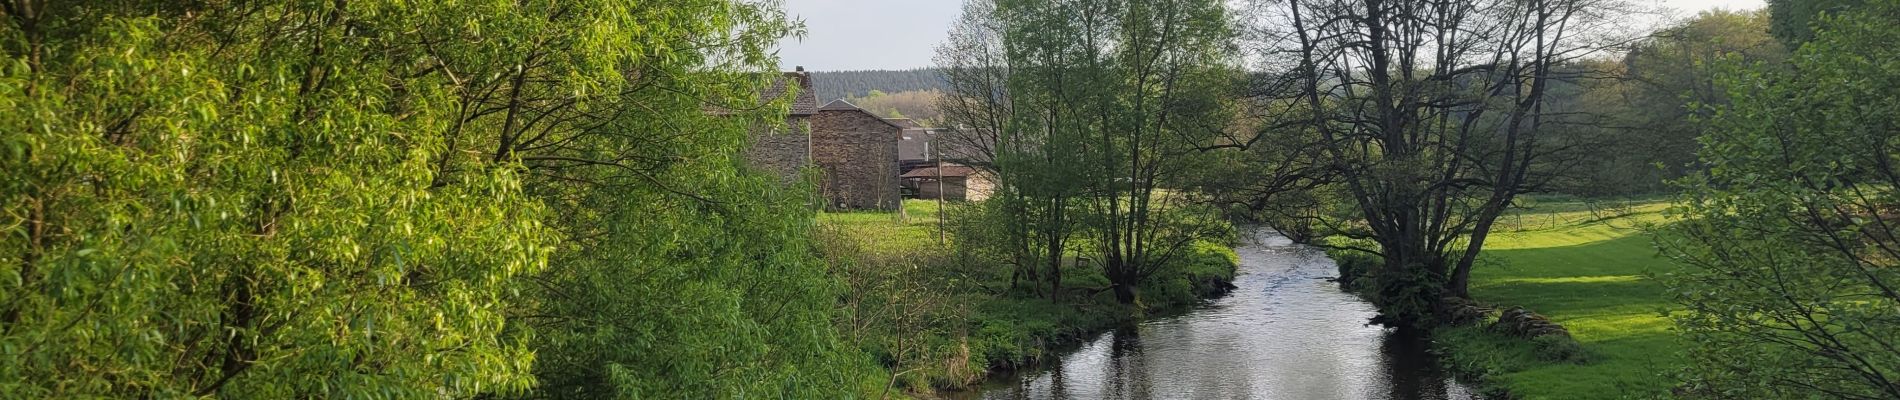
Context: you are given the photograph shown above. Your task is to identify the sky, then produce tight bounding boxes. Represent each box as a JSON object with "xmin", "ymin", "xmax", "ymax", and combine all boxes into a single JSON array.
[{"xmin": 775, "ymin": 0, "xmax": 1768, "ymax": 71}]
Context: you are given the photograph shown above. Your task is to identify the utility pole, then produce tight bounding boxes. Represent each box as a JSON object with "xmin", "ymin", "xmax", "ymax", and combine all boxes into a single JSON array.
[{"xmin": 935, "ymin": 133, "xmax": 946, "ymax": 244}]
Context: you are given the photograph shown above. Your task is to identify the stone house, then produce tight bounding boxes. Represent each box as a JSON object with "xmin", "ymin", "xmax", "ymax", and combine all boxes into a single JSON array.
[
  {"xmin": 735, "ymin": 70, "xmax": 902, "ymax": 210},
  {"xmin": 738, "ymin": 69, "xmax": 818, "ymax": 182},
  {"xmin": 811, "ymin": 100, "xmax": 902, "ymax": 210}
]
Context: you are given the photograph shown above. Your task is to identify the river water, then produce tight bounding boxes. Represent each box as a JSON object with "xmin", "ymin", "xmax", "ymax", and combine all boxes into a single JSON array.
[{"xmin": 955, "ymin": 231, "xmax": 1479, "ymax": 400}]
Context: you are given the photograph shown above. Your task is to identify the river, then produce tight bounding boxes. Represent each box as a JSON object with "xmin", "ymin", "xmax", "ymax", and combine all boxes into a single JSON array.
[{"xmin": 954, "ymin": 231, "xmax": 1480, "ymax": 400}]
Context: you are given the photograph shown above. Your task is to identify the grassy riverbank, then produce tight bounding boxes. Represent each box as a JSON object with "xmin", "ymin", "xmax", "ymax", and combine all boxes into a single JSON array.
[
  {"xmin": 1436, "ymin": 199, "xmax": 1684, "ymax": 399},
  {"xmin": 819, "ymin": 200, "xmax": 1238, "ymax": 395}
]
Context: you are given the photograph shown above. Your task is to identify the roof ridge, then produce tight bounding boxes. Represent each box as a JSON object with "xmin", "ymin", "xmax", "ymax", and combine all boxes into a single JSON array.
[{"xmin": 819, "ymin": 99, "xmax": 861, "ymax": 111}]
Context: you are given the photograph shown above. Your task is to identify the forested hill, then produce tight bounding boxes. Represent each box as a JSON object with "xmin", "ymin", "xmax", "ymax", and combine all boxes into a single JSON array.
[{"xmin": 809, "ymin": 68, "xmax": 948, "ymax": 101}]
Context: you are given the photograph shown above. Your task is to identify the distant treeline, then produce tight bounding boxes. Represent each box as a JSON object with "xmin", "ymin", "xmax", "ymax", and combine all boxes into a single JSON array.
[{"xmin": 810, "ymin": 68, "xmax": 949, "ymax": 101}]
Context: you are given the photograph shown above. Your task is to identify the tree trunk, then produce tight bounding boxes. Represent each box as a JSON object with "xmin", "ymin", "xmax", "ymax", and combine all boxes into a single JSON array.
[
  {"xmin": 1112, "ymin": 282, "xmax": 1137, "ymax": 305},
  {"xmin": 1050, "ymin": 265, "xmax": 1063, "ymax": 302},
  {"xmin": 1448, "ymin": 203, "xmax": 1508, "ymax": 299},
  {"xmin": 1047, "ymin": 249, "xmax": 1063, "ymax": 302}
]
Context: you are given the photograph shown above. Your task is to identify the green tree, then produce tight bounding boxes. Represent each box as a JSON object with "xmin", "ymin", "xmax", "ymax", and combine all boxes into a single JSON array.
[
  {"xmin": 1768, "ymin": 0, "xmax": 1865, "ymax": 46},
  {"xmin": 2, "ymin": 0, "xmax": 872, "ymax": 397},
  {"xmin": 938, "ymin": 0, "xmax": 1085, "ymax": 300},
  {"xmin": 1066, "ymin": 0, "xmax": 1237, "ymax": 305},
  {"xmin": 420, "ymin": 1, "xmax": 874, "ymax": 396},
  {"xmin": 940, "ymin": 0, "xmax": 1237, "ymax": 304},
  {"xmin": 1566, "ymin": 10, "xmax": 1785, "ymax": 195},
  {"xmin": 0, "ymin": 3, "xmax": 553, "ymax": 397},
  {"xmin": 1664, "ymin": 1, "xmax": 1900, "ymax": 397}
]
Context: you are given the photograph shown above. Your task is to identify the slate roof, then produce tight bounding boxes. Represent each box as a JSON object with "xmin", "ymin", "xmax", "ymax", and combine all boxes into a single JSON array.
[
  {"xmin": 769, "ymin": 71, "xmax": 819, "ymax": 116},
  {"xmin": 818, "ymin": 100, "xmax": 910, "ymax": 131},
  {"xmin": 709, "ymin": 70, "xmax": 816, "ymax": 116},
  {"xmin": 896, "ymin": 127, "xmax": 936, "ymax": 161},
  {"xmin": 819, "ymin": 99, "xmax": 865, "ymax": 112},
  {"xmin": 886, "ymin": 118, "xmax": 925, "ymax": 129},
  {"xmin": 900, "ymin": 164, "xmax": 979, "ymax": 179}
]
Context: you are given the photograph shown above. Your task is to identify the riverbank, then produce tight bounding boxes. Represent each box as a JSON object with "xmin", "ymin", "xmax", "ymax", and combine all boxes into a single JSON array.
[
  {"xmin": 1434, "ymin": 199, "xmax": 1684, "ymax": 399},
  {"xmin": 819, "ymin": 200, "xmax": 1239, "ymax": 396}
]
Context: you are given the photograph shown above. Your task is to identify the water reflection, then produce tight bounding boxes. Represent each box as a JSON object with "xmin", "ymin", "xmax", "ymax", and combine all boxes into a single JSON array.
[{"xmin": 958, "ymin": 231, "xmax": 1478, "ymax": 400}]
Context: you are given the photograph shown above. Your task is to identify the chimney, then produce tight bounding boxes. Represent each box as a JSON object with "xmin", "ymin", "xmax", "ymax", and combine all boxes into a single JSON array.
[{"xmin": 795, "ymin": 66, "xmax": 805, "ymax": 72}]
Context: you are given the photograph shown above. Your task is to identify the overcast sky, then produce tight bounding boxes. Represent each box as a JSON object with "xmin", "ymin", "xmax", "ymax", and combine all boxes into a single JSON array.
[{"xmin": 775, "ymin": 0, "xmax": 1768, "ymax": 71}]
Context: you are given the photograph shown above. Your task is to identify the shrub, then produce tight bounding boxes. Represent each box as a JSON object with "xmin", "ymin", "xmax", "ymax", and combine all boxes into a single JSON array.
[
  {"xmin": 1329, "ymin": 248, "xmax": 1381, "ymax": 292},
  {"xmin": 1139, "ymin": 241, "xmax": 1240, "ymax": 309}
]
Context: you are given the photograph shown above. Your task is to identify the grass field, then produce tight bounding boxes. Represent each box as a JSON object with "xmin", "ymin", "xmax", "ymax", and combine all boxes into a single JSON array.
[
  {"xmin": 1437, "ymin": 199, "xmax": 1686, "ymax": 399},
  {"xmin": 818, "ymin": 200, "xmax": 1238, "ymax": 393}
]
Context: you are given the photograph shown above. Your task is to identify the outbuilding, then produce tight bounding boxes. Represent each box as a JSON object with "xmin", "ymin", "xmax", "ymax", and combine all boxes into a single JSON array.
[{"xmin": 900, "ymin": 164, "xmax": 991, "ymax": 201}]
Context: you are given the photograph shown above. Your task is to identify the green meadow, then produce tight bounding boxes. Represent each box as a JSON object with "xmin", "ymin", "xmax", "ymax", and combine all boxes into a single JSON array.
[
  {"xmin": 816, "ymin": 200, "xmax": 1239, "ymax": 392},
  {"xmin": 1438, "ymin": 199, "xmax": 1685, "ymax": 399}
]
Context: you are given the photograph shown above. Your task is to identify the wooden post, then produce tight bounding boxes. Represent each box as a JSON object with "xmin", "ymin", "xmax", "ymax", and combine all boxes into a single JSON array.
[{"xmin": 935, "ymin": 136, "xmax": 946, "ymax": 244}]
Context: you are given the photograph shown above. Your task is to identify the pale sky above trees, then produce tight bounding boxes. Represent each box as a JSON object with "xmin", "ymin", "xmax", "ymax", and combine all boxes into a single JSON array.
[{"xmin": 776, "ymin": 0, "xmax": 1765, "ymax": 71}]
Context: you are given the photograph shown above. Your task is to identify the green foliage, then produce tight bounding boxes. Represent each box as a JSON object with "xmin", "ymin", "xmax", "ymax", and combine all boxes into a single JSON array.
[
  {"xmin": 0, "ymin": 7, "xmax": 553, "ymax": 397},
  {"xmin": 1136, "ymin": 241, "xmax": 1240, "ymax": 310},
  {"xmin": 1664, "ymin": 1, "xmax": 1900, "ymax": 397},
  {"xmin": 1768, "ymin": 0, "xmax": 1866, "ymax": 46},
  {"xmin": 1325, "ymin": 242, "xmax": 1380, "ymax": 292},
  {"xmin": 1562, "ymin": 10, "xmax": 1786, "ymax": 196},
  {"xmin": 1322, "ymin": 238, "xmax": 1444, "ymax": 326},
  {"xmin": 1366, "ymin": 260, "xmax": 1447, "ymax": 327},
  {"xmin": 1, "ymin": 1, "xmax": 874, "ymax": 398},
  {"xmin": 944, "ymin": 195, "xmax": 1038, "ymax": 294},
  {"xmin": 527, "ymin": 177, "xmax": 871, "ymax": 399},
  {"xmin": 816, "ymin": 209, "xmax": 968, "ymax": 394},
  {"xmin": 942, "ymin": 0, "xmax": 1240, "ymax": 305},
  {"xmin": 470, "ymin": 0, "xmax": 875, "ymax": 395}
]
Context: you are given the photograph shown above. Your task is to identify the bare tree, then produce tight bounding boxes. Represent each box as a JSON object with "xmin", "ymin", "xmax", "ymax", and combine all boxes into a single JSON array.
[
  {"xmin": 1232, "ymin": 0, "xmax": 1642, "ymax": 321},
  {"xmin": 936, "ymin": 0, "xmax": 1011, "ymax": 170}
]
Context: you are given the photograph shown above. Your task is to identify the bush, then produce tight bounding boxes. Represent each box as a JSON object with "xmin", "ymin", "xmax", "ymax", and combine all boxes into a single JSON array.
[
  {"xmin": 1139, "ymin": 241, "xmax": 1240, "ymax": 309},
  {"xmin": 1328, "ymin": 248, "xmax": 1381, "ymax": 292}
]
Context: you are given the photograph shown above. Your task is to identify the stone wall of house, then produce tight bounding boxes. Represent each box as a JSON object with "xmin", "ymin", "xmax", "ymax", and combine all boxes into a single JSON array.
[
  {"xmin": 913, "ymin": 177, "xmax": 967, "ymax": 200},
  {"xmin": 743, "ymin": 116, "xmax": 810, "ymax": 182},
  {"xmin": 911, "ymin": 175, "xmax": 993, "ymax": 201},
  {"xmin": 964, "ymin": 173, "xmax": 994, "ymax": 201},
  {"xmin": 811, "ymin": 110, "xmax": 900, "ymax": 210}
]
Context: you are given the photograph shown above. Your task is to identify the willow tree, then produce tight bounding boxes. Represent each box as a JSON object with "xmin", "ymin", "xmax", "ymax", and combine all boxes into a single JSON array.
[
  {"xmin": 0, "ymin": 2, "xmax": 554, "ymax": 397},
  {"xmin": 2, "ymin": 0, "xmax": 868, "ymax": 397},
  {"xmin": 937, "ymin": 0, "xmax": 1084, "ymax": 299},
  {"xmin": 1075, "ymin": 0, "xmax": 1237, "ymax": 305},
  {"xmin": 940, "ymin": 0, "xmax": 1237, "ymax": 304},
  {"xmin": 402, "ymin": 1, "xmax": 870, "ymax": 397},
  {"xmin": 1234, "ymin": 0, "xmax": 1639, "ymax": 322}
]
